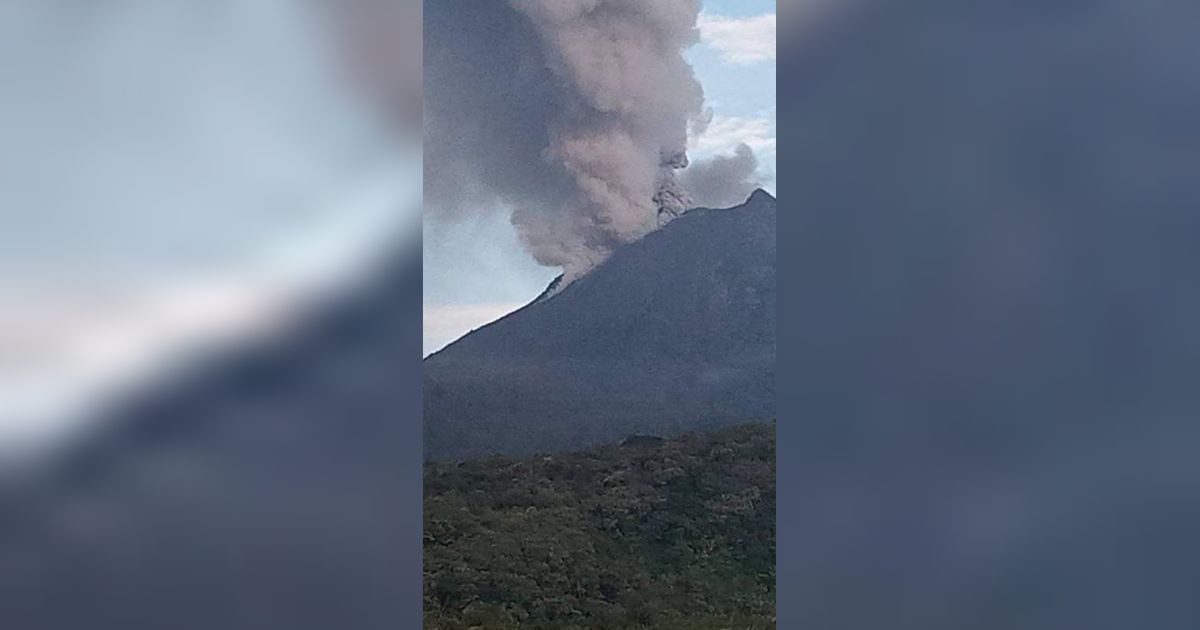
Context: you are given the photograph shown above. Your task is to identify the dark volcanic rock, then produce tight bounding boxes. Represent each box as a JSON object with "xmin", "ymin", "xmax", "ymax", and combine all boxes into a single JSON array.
[{"xmin": 423, "ymin": 190, "xmax": 776, "ymax": 460}]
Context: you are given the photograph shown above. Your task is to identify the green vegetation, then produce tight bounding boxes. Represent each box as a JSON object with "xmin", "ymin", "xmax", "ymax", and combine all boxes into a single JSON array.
[{"xmin": 424, "ymin": 422, "xmax": 776, "ymax": 629}]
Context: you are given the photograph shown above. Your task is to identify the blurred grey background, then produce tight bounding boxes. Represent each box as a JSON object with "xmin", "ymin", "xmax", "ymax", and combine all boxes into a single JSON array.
[
  {"xmin": 0, "ymin": 1, "xmax": 423, "ymax": 628},
  {"xmin": 789, "ymin": 1, "xmax": 1200, "ymax": 628}
]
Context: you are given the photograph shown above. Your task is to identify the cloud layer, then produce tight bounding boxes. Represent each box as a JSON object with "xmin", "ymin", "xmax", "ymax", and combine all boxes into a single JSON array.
[{"xmin": 697, "ymin": 13, "xmax": 776, "ymax": 65}]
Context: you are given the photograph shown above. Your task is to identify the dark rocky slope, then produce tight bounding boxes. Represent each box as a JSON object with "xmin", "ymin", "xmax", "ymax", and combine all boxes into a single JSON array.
[{"xmin": 424, "ymin": 190, "xmax": 776, "ymax": 461}]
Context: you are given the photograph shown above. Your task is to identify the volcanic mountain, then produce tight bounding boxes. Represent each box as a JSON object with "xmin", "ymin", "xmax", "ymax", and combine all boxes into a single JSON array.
[{"xmin": 423, "ymin": 189, "xmax": 777, "ymax": 460}]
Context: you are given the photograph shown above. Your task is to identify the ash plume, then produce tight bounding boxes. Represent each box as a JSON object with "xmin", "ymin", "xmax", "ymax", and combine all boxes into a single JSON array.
[
  {"xmin": 425, "ymin": 0, "xmax": 706, "ymax": 283},
  {"xmin": 680, "ymin": 143, "xmax": 761, "ymax": 209}
]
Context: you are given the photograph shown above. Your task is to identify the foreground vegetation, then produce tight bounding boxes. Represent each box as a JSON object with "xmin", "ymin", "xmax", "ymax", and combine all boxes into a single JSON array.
[{"xmin": 424, "ymin": 422, "xmax": 775, "ymax": 629}]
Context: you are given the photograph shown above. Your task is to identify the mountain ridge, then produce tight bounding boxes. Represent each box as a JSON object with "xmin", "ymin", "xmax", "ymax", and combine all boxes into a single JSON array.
[
  {"xmin": 428, "ymin": 188, "xmax": 776, "ymax": 361},
  {"xmin": 430, "ymin": 189, "xmax": 775, "ymax": 357}
]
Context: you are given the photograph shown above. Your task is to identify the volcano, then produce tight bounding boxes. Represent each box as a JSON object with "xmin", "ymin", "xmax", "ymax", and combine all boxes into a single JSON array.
[{"xmin": 423, "ymin": 189, "xmax": 776, "ymax": 460}]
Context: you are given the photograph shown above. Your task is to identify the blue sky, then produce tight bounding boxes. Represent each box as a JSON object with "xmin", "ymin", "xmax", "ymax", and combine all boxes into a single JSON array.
[
  {"xmin": 688, "ymin": 1, "xmax": 777, "ymax": 191},
  {"xmin": 703, "ymin": 0, "xmax": 777, "ymax": 17},
  {"xmin": 424, "ymin": 0, "xmax": 777, "ymax": 356}
]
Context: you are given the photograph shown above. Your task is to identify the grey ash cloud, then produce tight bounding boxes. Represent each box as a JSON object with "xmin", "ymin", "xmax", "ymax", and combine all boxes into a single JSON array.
[
  {"xmin": 426, "ymin": 0, "xmax": 755, "ymax": 284},
  {"xmin": 680, "ymin": 142, "xmax": 761, "ymax": 209}
]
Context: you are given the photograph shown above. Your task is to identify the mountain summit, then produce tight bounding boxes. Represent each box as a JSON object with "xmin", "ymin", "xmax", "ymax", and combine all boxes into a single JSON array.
[{"xmin": 424, "ymin": 190, "xmax": 776, "ymax": 460}]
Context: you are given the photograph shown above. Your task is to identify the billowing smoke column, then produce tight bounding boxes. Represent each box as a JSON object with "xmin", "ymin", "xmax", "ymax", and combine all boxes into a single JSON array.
[{"xmin": 425, "ymin": 0, "xmax": 709, "ymax": 284}]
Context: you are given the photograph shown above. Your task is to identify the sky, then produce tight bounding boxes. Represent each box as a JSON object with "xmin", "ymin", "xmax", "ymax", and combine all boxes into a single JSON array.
[{"xmin": 423, "ymin": 0, "xmax": 777, "ymax": 357}]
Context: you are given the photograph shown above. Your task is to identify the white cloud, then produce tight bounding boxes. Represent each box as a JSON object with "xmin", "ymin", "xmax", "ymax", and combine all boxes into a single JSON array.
[
  {"xmin": 697, "ymin": 13, "xmax": 776, "ymax": 65},
  {"xmin": 689, "ymin": 113, "xmax": 777, "ymax": 160},
  {"xmin": 423, "ymin": 302, "xmax": 525, "ymax": 357}
]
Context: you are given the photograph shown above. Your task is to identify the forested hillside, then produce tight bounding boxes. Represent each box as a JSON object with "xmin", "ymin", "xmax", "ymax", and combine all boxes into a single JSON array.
[{"xmin": 424, "ymin": 422, "xmax": 776, "ymax": 629}]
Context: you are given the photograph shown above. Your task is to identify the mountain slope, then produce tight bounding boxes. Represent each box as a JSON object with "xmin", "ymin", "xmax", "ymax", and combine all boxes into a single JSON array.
[{"xmin": 424, "ymin": 190, "xmax": 776, "ymax": 460}]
